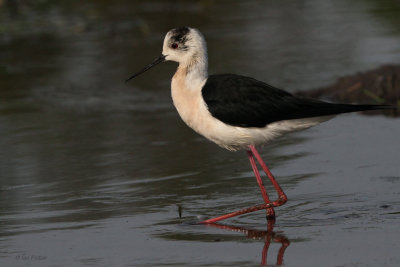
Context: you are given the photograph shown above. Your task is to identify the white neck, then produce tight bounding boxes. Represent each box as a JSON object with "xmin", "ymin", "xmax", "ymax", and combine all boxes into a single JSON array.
[{"xmin": 179, "ymin": 52, "xmax": 208, "ymax": 90}]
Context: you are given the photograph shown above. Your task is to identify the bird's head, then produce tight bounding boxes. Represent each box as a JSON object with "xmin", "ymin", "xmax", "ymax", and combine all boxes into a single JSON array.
[
  {"xmin": 162, "ymin": 26, "xmax": 207, "ymax": 65},
  {"xmin": 126, "ymin": 26, "xmax": 207, "ymax": 82}
]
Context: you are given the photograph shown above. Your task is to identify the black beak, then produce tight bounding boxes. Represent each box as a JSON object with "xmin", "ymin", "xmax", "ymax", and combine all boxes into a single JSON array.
[{"xmin": 125, "ymin": 54, "xmax": 166, "ymax": 82}]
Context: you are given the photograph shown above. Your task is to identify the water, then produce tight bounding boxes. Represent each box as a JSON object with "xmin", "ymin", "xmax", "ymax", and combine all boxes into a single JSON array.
[{"xmin": 1, "ymin": 0, "xmax": 400, "ymax": 266}]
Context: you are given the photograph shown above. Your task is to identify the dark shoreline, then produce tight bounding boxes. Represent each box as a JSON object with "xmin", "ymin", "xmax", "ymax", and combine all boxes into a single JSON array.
[{"xmin": 296, "ymin": 65, "xmax": 400, "ymax": 117}]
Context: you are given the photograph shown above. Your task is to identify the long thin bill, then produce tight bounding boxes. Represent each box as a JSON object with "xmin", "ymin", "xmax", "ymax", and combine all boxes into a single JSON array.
[{"xmin": 125, "ymin": 54, "xmax": 166, "ymax": 82}]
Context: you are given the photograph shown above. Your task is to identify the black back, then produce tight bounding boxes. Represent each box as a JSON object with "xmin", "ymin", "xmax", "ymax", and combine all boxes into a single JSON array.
[{"xmin": 202, "ymin": 74, "xmax": 387, "ymax": 128}]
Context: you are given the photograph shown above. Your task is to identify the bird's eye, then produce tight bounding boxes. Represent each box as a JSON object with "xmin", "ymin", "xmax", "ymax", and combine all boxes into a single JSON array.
[{"xmin": 171, "ymin": 43, "xmax": 178, "ymax": 49}]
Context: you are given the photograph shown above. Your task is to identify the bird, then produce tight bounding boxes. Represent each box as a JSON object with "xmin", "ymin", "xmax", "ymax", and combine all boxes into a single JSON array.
[{"xmin": 126, "ymin": 26, "xmax": 392, "ymax": 223}]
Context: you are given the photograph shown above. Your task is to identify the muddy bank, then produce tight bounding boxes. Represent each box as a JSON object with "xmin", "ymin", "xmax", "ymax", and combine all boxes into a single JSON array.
[{"xmin": 296, "ymin": 65, "xmax": 400, "ymax": 116}]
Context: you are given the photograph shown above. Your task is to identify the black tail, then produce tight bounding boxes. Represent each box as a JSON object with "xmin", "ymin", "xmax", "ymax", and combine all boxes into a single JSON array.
[
  {"xmin": 332, "ymin": 103, "xmax": 394, "ymax": 114},
  {"xmin": 294, "ymin": 98, "xmax": 396, "ymax": 120}
]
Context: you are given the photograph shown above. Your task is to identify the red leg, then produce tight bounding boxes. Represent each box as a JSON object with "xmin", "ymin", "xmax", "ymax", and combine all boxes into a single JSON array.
[
  {"xmin": 247, "ymin": 150, "xmax": 275, "ymax": 218},
  {"xmin": 249, "ymin": 145, "xmax": 287, "ymax": 207},
  {"xmin": 196, "ymin": 146, "xmax": 287, "ymax": 224},
  {"xmin": 197, "ymin": 203, "xmax": 273, "ymax": 224}
]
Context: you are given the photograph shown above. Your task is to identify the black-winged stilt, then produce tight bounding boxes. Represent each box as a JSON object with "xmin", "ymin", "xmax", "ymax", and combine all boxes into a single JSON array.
[{"xmin": 126, "ymin": 27, "xmax": 391, "ymax": 223}]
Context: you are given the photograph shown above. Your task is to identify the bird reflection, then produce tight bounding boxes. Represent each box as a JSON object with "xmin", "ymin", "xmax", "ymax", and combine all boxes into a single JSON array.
[{"xmin": 205, "ymin": 220, "xmax": 290, "ymax": 266}]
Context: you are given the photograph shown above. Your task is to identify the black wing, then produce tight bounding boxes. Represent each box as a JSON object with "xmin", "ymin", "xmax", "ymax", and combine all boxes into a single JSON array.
[{"xmin": 202, "ymin": 74, "xmax": 387, "ymax": 128}]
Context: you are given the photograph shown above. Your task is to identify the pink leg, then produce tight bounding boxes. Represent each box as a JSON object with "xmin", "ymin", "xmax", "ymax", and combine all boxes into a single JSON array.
[
  {"xmin": 247, "ymin": 150, "xmax": 276, "ymax": 218},
  {"xmin": 249, "ymin": 145, "xmax": 287, "ymax": 207},
  {"xmin": 197, "ymin": 203, "xmax": 273, "ymax": 224},
  {"xmin": 196, "ymin": 146, "xmax": 287, "ymax": 224}
]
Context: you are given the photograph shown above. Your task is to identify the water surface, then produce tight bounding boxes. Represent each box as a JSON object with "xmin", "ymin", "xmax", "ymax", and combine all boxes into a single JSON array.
[{"xmin": 1, "ymin": 0, "xmax": 400, "ymax": 266}]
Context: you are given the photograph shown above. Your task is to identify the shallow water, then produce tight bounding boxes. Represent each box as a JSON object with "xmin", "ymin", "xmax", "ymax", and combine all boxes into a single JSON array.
[{"xmin": 1, "ymin": 0, "xmax": 400, "ymax": 266}]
